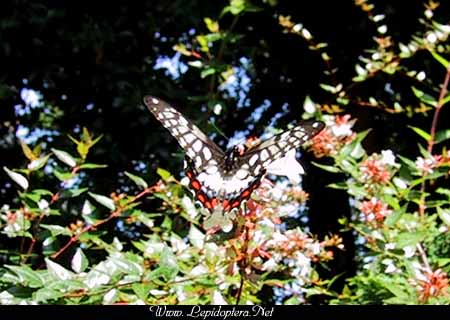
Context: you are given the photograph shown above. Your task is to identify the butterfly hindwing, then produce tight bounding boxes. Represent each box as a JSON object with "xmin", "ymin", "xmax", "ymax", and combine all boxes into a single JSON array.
[{"xmin": 144, "ymin": 96, "xmax": 225, "ymax": 172}]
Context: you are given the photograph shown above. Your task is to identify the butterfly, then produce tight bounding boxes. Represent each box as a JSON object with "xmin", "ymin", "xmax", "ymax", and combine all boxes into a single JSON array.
[{"xmin": 144, "ymin": 96, "xmax": 325, "ymax": 213}]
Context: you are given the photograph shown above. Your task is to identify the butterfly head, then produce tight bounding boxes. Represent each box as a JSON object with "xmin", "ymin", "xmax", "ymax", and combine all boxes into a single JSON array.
[{"xmin": 223, "ymin": 145, "xmax": 246, "ymax": 172}]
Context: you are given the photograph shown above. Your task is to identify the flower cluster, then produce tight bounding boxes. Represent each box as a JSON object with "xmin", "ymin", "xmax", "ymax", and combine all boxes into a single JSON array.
[
  {"xmin": 359, "ymin": 150, "xmax": 398, "ymax": 185},
  {"xmin": 415, "ymin": 151, "xmax": 450, "ymax": 176},
  {"xmin": 309, "ymin": 114, "xmax": 356, "ymax": 158},
  {"xmin": 410, "ymin": 267, "xmax": 449, "ymax": 303},
  {"xmin": 359, "ymin": 197, "xmax": 392, "ymax": 224}
]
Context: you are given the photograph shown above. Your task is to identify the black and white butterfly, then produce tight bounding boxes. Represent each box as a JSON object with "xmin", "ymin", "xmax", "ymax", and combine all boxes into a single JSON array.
[{"xmin": 144, "ymin": 96, "xmax": 325, "ymax": 213}]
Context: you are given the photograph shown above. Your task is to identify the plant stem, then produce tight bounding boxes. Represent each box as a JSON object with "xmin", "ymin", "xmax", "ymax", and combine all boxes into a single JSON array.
[{"xmin": 418, "ymin": 63, "xmax": 450, "ymax": 218}]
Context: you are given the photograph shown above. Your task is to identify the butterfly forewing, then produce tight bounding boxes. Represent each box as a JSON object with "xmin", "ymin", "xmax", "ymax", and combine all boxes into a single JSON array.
[
  {"xmin": 144, "ymin": 96, "xmax": 225, "ymax": 172},
  {"xmin": 238, "ymin": 120, "xmax": 325, "ymax": 177}
]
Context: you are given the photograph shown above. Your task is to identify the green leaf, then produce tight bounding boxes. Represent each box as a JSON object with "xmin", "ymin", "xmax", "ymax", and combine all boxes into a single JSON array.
[
  {"xmin": 385, "ymin": 285, "xmax": 410, "ymax": 299},
  {"xmin": 45, "ymin": 258, "xmax": 73, "ymax": 281},
  {"xmin": 40, "ymin": 224, "xmax": 72, "ymax": 237},
  {"xmin": 435, "ymin": 129, "xmax": 450, "ymax": 144},
  {"xmin": 60, "ymin": 188, "xmax": 88, "ymax": 199},
  {"xmin": 53, "ymin": 169, "xmax": 74, "ymax": 182},
  {"xmin": 5, "ymin": 265, "xmax": 44, "ymax": 288},
  {"xmin": 395, "ymin": 232, "xmax": 425, "ymax": 248},
  {"xmin": 311, "ymin": 162, "xmax": 340, "ymax": 173},
  {"xmin": 34, "ymin": 287, "xmax": 65, "ymax": 302},
  {"xmin": 408, "ymin": 126, "xmax": 431, "ymax": 142},
  {"xmin": 157, "ymin": 247, "xmax": 179, "ymax": 281},
  {"xmin": 398, "ymin": 155, "xmax": 417, "ymax": 170},
  {"xmin": 319, "ymin": 83, "xmax": 339, "ymax": 93},
  {"xmin": 429, "ymin": 50, "xmax": 449, "ymax": 69},
  {"xmin": 204, "ymin": 17, "xmax": 219, "ymax": 33},
  {"xmin": 71, "ymin": 248, "xmax": 89, "ymax": 273},
  {"xmin": 125, "ymin": 171, "xmax": 148, "ymax": 189},
  {"xmin": 51, "ymin": 148, "xmax": 77, "ymax": 167},
  {"xmin": 157, "ymin": 168, "xmax": 173, "ymax": 181},
  {"xmin": 442, "ymin": 94, "xmax": 450, "ymax": 107},
  {"xmin": 19, "ymin": 140, "xmax": 37, "ymax": 161},
  {"xmin": 411, "ymin": 87, "xmax": 436, "ymax": 107},
  {"xmin": 132, "ymin": 282, "xmax": 153, "ymax": 301},
  {"xmin": 28, "ymin": 154, "xmax": 51, "ymax": 171},
  {"xmin": 385, "ymin": 204, "xmax": 407, "ymax": 227},
  {"xmin": 3, "ymin": 166, "xmax": 29, "ymax": 190},
  {"xmin": 79, "ymin": 163, "xmax": 107, "ymax": 169},
  {"xmin": 200, "ymin": 67, "xmax": 216, "ymax": 78},
  {"xmin": 88, "ymin": 192, "xmax": 116, "ymax": 211},
  {"xmin": 327, "ymin": 182, "xmax": 348, "ymax": 190},
  {"xmin": 437, "ymin": 207, "xmax": 450, "ymax": 227}
]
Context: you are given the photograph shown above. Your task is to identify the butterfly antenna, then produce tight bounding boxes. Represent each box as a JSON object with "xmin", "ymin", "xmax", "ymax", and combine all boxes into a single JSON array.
[{"xmin": 209, "ymin": 120, "xmax": 229, "ymax": 142}]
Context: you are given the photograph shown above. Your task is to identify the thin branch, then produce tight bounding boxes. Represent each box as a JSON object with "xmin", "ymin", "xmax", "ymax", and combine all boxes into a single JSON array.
[
  {"xmin": 51, "ymin": 184, "xmax": 158, "ymax": 260},
  {"xmin": 427, "ymin": 63, "xmax": 450, "ymax": 153},
  {"xmin": 418, "ymin": 63, "xmax": 450, "ymax": 217}
]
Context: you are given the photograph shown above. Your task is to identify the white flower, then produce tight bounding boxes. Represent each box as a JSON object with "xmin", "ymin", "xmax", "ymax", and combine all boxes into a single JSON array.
[
  {"xmin": 426, "ymin": 32, "xmax": 438, "ymax": 43},
  {"xmin": 180, "ymin": 177, "xmax": 190, "ymax": 187},
  {"xmin": 415, "ymin": 157, "xmax": 435, "ymax": 175},
  {"xmin": 38, "ymin": 199, "xmax": 49, "ymax": 210},
  {"xmin": 190, "ymin": 265, "xmax": 208, "ymax": 276},
  {"xmin": 303, "ymin": 96, "xmax": 316, "ymax": 114},
  {"xmin": 381, "ymin": 150, "xmax": 397, "ymax": 166},
  {"xmin": 331, "ymin": 123, "xmax": 353, "ymax": 137},
  {"xmin": 382, "ymin": 259, "xmax": 397, "ymax": 273},
  {"xmin": 293, "ymin": 23, "xmax": 303, "ymax": 32},
  {"xmin": 266, "ymin": 149, "xmax": 304, "ymax": 184},
  {"xmin": 212, "ymin": 291, "xmax": 228, "ymax": 305},
  {"xmin": 213, "ymin": 103, "xmax": 222, "ymax": 115},
  {"xmin": 262, "ymin": 258, "xmax": 278, "ymax": 271},
  {"xmin": 181, "ymin": 196, "xmax": 198, "ymax": 218},
  {"xmin": 403, "ymin": 246, "xmax": 416, "ymax": 258},
  {"xmin": 393, "ymin": 177, "xmax": 408, "ymax": 189},
  {"xmin": 385, "ymin": 243, "xmax": 396, "ymax": 250},
  {"xmin": 20, "ymin": 88, "xmax": 42, "ymax": 107}
]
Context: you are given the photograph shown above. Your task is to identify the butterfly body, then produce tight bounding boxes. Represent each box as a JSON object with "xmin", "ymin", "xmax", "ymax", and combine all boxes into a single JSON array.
[{"xmin": 144, "ymin": 96, "xmax": 324, "ymax": 213}]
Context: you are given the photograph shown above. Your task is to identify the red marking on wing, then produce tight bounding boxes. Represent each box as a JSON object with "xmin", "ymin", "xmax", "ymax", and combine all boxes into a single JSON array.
[
  {"xmin": 197, "ymin": 193, "xmax": 206, "ymax": 203},
  {"xmin": 191, "ymin": 179, "xmax": 201, "ymax": 191},
  {"xmin": 230, "ymin": 200, "xmax": 240, "ymax": 209},
  {"xmin": 241, "ymin": 189, "xmax": 251, "ymax": 199}
]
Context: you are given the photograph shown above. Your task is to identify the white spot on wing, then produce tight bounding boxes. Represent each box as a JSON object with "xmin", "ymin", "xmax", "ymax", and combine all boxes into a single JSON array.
[
  {"xmin": 260, "ymin": 149, "xmax": 269, "ymax": 161},
  {"xmin": 178, "ymin": 126, "xmax": 188, "ymax": 134},
  {"xmin": 269, "ymin": 145, "xmax": 279, "ymax": 155},
  {"xmin": 195, "ymin": 155, "xmax": 202, "ymax": 167},
  {"xmin": 281, "ymin": 131, "xmax": 290, "ymax": 140},
  {"xmin": 249, "ymin": 154, "xmax": 258, "ymax": 166},
  {"xmin": 186, "ymin": 149, "xmax": 195, "ymax": 158},
  {"xmin": 192, "ymin": 140, "xmax": 203, "ymax": 152},
  {"xmin": 203, "ymin": 147, "xmax": 212, "ymax": 160},
  {"xmin": 236, "ymin": 169, "xmax": 248, "ymax": 179},
  {"xmin": 184, "ymin": 133, "xmax": 196, "ymax": 144},
  {"xmin": 206, "ymin": 166, "xmax": 218, "ymax": 174},
  {"xmin": 178, "ymin": 118, "xmax": 188, "ymax": 126}
]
